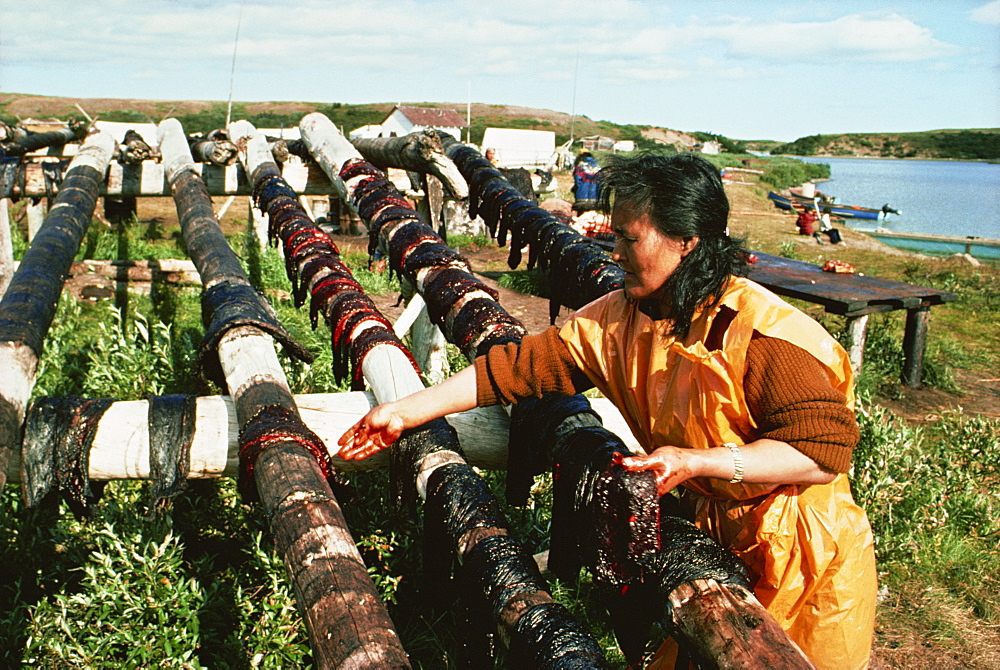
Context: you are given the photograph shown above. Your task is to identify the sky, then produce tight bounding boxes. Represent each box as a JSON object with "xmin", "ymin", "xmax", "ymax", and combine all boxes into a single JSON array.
[{"xmin": 1, "ymin": 0, "xmax": 997, "ymax": 141}]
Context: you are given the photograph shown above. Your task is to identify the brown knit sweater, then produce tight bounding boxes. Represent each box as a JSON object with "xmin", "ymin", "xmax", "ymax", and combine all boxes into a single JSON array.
[{"xmin": 474, "ymin": 326, "xmax": 859, "ymax": 473}]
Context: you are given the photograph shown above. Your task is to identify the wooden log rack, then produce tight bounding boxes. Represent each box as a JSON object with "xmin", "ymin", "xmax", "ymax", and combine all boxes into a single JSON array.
[{"xmin": 1, "ymin": 119, "xmax": 823, "ymax": 666}]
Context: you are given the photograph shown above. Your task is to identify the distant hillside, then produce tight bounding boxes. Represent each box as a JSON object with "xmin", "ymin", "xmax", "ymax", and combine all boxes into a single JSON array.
[
  {"xmin": 772, "ymin": 129, "xmax": 1000, "ymax": 161},
  {"xmin": 0, "ymin": 93, "xmax": 699, "ymax": 151}
]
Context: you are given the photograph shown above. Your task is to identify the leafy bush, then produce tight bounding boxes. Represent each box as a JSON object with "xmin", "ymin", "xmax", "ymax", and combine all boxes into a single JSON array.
[
  {"xmin": 759, "ymin": 159, "xmax": 830, "ymax": 190},
  {"xmin": 81, "ymin": 307, "xmax": 175, "ymax": 398},
  {"xmin": 23, "ymin": 527, "xmax": 206, "ymax": 668},
  {"xmin": 852, "ymin": 402, "xmax": 1000, "ymax": 622}
]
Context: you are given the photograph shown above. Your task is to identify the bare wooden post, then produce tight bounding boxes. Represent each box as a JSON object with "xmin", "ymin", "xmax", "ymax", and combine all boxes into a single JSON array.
[
  {"xmin": 247, "ymin": 198, "xmax": 268, "ymax": 250},
  {"xmin": 0, "ymin": 199, "xmax": 13, "ymax": 296},
  {"xmin": 220, "ymin": 118, "xmax": 410, "ymax": 668},
  {"xmin": 901, "ymin": 305, "xmax": 930, "ymax": 387},
  {"xmin": 26, "ymin": 198, "xmax": 46, "ymax": 242},
  {"xmin": 0, "ymin": 132, "xmax": 116, "ymax": 491},
  {"xmin": 844, "ymin": 314, "xmax": 869, "ymax": 379}
]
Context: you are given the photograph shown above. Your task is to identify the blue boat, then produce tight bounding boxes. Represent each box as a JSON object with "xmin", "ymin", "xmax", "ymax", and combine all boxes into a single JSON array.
[{"xmin": 768, "ymin": 191, "xmax": 885, "ymax": 221}]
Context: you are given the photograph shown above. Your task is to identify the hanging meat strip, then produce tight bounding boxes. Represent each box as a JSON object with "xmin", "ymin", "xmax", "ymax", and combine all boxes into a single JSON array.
[
  {"xmin": 22, "ymin": 396, "xmax": 115, "ymax": 518},
  {"xmin": 147, "ymin": 393, "xmax": 197, "ymax": 511}
]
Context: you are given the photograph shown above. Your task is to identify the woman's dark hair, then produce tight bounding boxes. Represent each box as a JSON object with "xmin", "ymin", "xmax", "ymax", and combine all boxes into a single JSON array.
[{"xmin": 598, "ymin": 152, "xmax": 748, "ymax": 338}]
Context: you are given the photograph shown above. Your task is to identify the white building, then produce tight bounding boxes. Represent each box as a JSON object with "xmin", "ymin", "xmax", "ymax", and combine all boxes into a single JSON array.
[
  {"xmin": 613, "ymin": 140, "xmax": 636, "ymax": 153},
  {"xmin": 256, "ymin": 127, "xmax": 301, "ymax": 141},
  {"xmin": 379, "ymin": 105, "xmax": 467, "ymax": 140},
  {"xmin": 481, "ymin": 128, "xmax": 556, "ymax": 169},
  {"xmin": 700, "ymin": 140, "xmax": 722, "ymax": 155},
  {"xmin": 349, "ymin": 124, "xmax": 383, "ymax": 140}
]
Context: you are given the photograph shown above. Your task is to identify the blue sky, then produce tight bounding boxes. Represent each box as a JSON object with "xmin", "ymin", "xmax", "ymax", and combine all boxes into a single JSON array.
[{"xmin": 1, "ymin": 0, "xmax": 997, "ymax": 141}]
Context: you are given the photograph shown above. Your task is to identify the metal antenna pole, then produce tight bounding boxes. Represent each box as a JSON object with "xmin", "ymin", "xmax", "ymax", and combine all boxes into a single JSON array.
[
  {"xmin": 569, "ymin": 51, "xmax": 579, "ymax": 150},
  {"xmin": 225, "ymin": 1, "xmax": 245, "ymax": 129}
]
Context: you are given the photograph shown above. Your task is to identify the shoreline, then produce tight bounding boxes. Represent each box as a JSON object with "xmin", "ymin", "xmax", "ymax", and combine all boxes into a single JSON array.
[{"xmin": 791, "ymin": 153, "xmax": 999, "ymax": 164}]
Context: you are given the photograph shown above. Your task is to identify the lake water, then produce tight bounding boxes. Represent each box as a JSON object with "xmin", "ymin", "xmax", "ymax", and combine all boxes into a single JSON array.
[{"xmin": 795, "ymin": 156, "xmax": 1000, "ymax": 240}]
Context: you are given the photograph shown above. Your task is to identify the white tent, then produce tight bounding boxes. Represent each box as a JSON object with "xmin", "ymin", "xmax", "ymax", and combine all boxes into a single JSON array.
[{"xmin": 481, "ymin": 128, "xmax": 556, "ymax": 169}]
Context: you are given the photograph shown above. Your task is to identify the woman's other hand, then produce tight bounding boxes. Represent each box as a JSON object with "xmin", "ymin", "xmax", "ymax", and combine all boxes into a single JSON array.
[{"xmin": 620, "ymin": 446, "xmax": 700, "ymax": 496}]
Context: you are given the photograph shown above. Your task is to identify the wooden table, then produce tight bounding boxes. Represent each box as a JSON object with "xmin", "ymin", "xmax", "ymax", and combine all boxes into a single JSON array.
[{"xmin": 745, "ymin": 252, "xmax": 957, "ymax": 386}]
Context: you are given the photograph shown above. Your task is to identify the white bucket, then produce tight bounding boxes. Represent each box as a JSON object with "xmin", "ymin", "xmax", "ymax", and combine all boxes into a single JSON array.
[{"xmin": 800, "ymin": 182, "xmax": 816, "ymax": 198}]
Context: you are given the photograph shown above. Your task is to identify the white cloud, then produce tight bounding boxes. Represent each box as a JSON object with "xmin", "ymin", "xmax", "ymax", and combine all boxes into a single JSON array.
[
  {"xmin": 716, "ymin": 13, "xmax": 960, "ymax": 63},
  {"xmin": 971, "ymin": 0, "xmax": 1000, "ymax": 25}
]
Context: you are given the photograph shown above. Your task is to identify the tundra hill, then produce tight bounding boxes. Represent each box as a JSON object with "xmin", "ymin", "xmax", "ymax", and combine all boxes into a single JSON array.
[
  {"xmin": 772, "ymin": 128, "xmax": 1000, "ymax": 161},
  {"xmin": 0, "ymin": 93, "xmax": 700, "ymax": 150}
]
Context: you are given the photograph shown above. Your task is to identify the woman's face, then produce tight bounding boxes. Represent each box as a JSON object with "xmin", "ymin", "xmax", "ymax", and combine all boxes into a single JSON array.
[{"xmin": 611, "ymin": 201, "xmax": 697, "ymax": 303}]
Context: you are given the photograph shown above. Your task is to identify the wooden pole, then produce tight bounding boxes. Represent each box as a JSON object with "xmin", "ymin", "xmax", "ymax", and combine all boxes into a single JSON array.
[
  {"xmin": 5, "ymin": 390, "xmax": 587, "ymax": 482},
  {"xmin": 215, "ymin": 118, "xmax": 410, "ymax": 668},
  {"xmin": 666, "ymin": 580, "xmax": 816, "ymax": 669},
  {"xmin": 0, "ymin": 131, "xmax": 116, "ymax": 491},
  {"xmin": 350, "ymin": 131, "xmax": 468, "ymax": 199},
  {"xmin": 189, "ymin": 135, "xmax": 239, "ymax": 166},
  {"xmin": 0, "ymin": 199, "xmax": 13, "ymax": 296},
  {"xmin": 0, "ymin": 123, "xmax": 84, "ymax": 156},
  {"xmin": 901, "ymin": 305, "xmax": 931, "ymax": 387}
]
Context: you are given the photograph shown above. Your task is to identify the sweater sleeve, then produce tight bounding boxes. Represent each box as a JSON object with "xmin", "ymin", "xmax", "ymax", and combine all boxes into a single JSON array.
[
  {"xmin": 474, "ymin": 326, "xmax": 592, "ymax": 406},
  {"xmin": 744, "ymin": 333, "xmax": 859, "ymax": 473}
]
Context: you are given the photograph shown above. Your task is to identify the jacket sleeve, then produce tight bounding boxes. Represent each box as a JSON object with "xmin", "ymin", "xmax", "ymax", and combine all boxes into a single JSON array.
[
  {"xmin": 474, "ymin": 326, "xmax": 593, "ymax": 406},
  {"xmin": 744, "ymin": 333, "xmax": 860, "ymax": 473}
]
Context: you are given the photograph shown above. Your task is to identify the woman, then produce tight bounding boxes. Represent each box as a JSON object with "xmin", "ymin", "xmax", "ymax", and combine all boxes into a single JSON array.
[{"xmin": 339, "ymin": 154, "xmax": 877, "ymax": 669}]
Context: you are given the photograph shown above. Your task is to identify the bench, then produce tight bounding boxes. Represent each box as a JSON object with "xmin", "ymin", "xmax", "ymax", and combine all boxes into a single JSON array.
[{"xmin": 745, "ymin": 252, "xmax": 957, "ymax": 387}]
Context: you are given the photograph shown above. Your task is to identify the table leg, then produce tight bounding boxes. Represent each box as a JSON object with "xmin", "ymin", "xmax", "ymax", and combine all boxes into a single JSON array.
[
  {"xmin": 845, "ymin": 314, "xmax": 869, "ymax": 379},
  {"xmin": 902, "ymin": 306, "xmax": 930, "ymax": 387}
]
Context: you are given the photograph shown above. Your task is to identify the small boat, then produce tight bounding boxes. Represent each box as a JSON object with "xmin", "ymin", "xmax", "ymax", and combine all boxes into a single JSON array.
[{"xmin": 767, "ymin": 191, "xmax": 885, "ymax": 221}]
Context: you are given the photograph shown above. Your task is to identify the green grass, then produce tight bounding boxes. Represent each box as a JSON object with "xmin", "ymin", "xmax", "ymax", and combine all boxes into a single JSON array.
[{"xmin": 496, "ymin": 268, "xmax": 550, "ymax": 298}]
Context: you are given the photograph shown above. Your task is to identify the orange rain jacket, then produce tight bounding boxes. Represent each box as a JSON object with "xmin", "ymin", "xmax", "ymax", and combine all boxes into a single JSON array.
[{"xmin": 557, "ymin": 277, "xmax": 877, "ymax": 669}]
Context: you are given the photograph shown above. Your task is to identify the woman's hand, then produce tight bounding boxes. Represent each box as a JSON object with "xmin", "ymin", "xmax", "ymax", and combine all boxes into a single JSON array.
[
  {"xmin": 336, "ymin": 364, "xmax": 481, "ymax": 461},
  {"xmin": 621, "ymin": 439, "xmax": 837, "ymax": 495},
  {"xmin": 337, "ymin": 402, "xmax": 407, "ymax": 461},
  {"xmin": 620, "ymin": 446, "xmax": 702, "ymax": 496}
]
